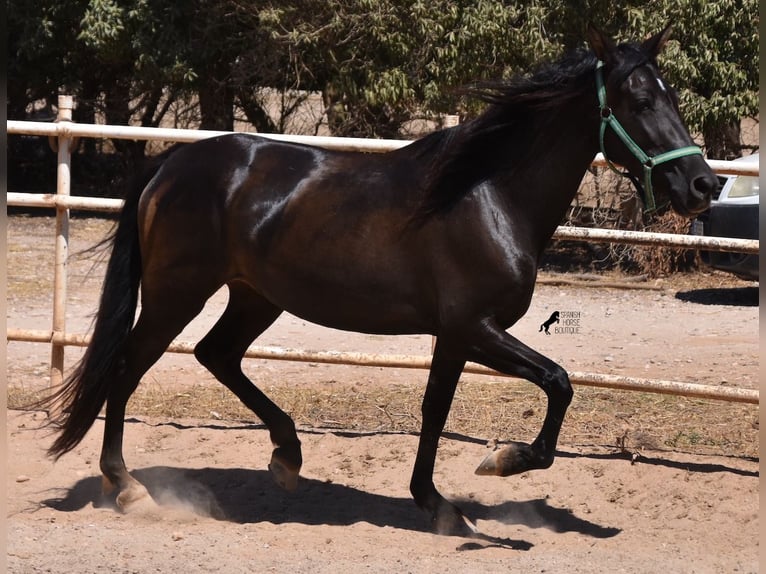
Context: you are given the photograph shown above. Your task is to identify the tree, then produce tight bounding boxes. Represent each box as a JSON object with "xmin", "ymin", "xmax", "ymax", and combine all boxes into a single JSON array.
[
  {"xmin": 8, "ymin": 0, "xmax": 758, "ymax": 153},
  {"xmin": 8, "ymin": 1, "xmax": 87, "ymax": 119},
  {"xmin": 254, "ymin": 1, "xmax": 532, "ymax": 137},
  {"xmin": 659, "ymin": 0, "xmax": 759, "ymax": 159},
  {"xmin": 8, "ymin": 0, "xmax": 191, "ymax": 165}
]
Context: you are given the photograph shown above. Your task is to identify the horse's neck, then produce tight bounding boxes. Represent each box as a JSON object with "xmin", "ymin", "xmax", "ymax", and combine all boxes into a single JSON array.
[{"xmin": 494, "ymin": 97, "xmax": 599, "ymax": 249}]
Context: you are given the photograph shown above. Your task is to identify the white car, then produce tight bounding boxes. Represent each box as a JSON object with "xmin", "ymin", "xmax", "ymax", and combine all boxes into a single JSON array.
[{"xmin": 692, "ymin": 152, "xmax": 759, "ymax": 280}]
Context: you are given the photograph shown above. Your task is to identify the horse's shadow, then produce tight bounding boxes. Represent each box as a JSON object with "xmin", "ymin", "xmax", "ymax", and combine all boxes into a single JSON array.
[
  {"xmin": 675, "ymin": 285, "xmax": 758, "ymax": 307},
  {"xmin": 41, "ymin": 466, "xmax": 620, "ymax": 549}
]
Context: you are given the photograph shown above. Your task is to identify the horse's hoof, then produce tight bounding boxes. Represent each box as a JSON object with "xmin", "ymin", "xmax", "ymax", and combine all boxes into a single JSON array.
[
  {"xmin": 101, "ymin": 474, "xmax": 117, "ymax": 496},
  {"xmin": 114, "ymin": 480, "xmax": 151, "ymax": 512},
  {"xmin": 269, "ymin": 454, "xmax": 300, "ymax": 491},
  {"xmin": 475, "ymin": 447, "xmax": 508, "ymax": 476},
  {"xmin": 431, "ymin": 501, "xmax": 481, "ymax": 537},
  {"xmin": 436, "ymin": 513, "xmax": 480, "ymax": 538},
  {"xmin": 475, "ymin": 443, "xmax": 535, "ymax": 476}
]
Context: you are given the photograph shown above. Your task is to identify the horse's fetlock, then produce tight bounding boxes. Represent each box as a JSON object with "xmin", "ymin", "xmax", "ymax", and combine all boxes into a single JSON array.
[
  {"xmin": 538, "ymin": 448, "xmax": 556, "ymax": 469},
  {"xmin": 409, "ymin": 477, "xmax": 434, "ymax": 506},
  {"xmin": 99, "ymin": 457, "xmax": 119, "ymax": 481}
]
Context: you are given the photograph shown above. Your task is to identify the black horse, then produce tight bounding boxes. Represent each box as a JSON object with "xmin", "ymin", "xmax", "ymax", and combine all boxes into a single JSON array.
[{"xmin": 44, "ymin": 25, "xmax": 715, "ymax": 536}]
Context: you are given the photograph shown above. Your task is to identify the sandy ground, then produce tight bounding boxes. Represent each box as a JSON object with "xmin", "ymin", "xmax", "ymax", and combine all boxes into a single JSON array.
[
  {"xmin": 6, "ymin": 215, "xmax": 761, "ymax": 573},
  {"xmin": 6, "ymin": 410, "xmax": 760, "ymax": 574}
]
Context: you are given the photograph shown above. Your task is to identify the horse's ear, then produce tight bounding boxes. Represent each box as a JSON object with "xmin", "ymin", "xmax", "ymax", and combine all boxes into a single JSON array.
[
  {"xmin": 641, "ymin": 24, "xmax": 673, "ymax": 59},
  {"xmin": 586, "ymin": 23, "xmax": 617, "ymax": 64}
]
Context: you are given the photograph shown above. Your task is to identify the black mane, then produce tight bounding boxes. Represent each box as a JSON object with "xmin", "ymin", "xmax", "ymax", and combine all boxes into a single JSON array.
[{"xmin": 409, "ymin": 43, "xmax": 653, "ymax": 222}]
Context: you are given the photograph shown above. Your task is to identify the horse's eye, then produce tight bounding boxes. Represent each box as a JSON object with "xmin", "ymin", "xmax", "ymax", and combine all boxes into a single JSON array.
[{"xmin": 635, "ymin": 99, "xmax": 653, "ymax": 113}]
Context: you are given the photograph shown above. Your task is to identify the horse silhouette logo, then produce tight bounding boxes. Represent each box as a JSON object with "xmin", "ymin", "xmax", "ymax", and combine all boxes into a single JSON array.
[{"xmin": 539, "ymin": 311, "xmax": 560, "ymax": 335}]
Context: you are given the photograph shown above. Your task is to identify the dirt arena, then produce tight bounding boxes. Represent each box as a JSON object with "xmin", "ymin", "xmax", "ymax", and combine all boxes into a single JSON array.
[{"xmin": 7, "ymin": 215, "xmax": 760, "ymax": 573}]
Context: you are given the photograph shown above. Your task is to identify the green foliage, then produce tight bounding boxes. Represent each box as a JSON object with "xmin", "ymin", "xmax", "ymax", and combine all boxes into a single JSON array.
[
  {"xmin": 78, "ymin": 0, "xmax": 126, "ymax": 51},
  {"xmin": 7, "ymin": 0, "xmax": 759, "ymax": 149},
  {"xmin": 659, "ymin": 0, "xmax": 759, "ymax": 155}
]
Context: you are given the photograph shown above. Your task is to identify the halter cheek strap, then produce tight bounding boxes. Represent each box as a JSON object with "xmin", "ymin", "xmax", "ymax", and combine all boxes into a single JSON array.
[{"xmin": 595, "ymin": 61, "xmax": 703, "ymax": 212}]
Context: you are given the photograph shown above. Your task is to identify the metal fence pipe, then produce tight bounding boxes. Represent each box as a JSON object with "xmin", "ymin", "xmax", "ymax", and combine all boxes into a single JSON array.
[
  {"xmin": 7, "ymin": 192, "xmax": 758, "ymax": 254},
  {"xmin": 49, "ymin": 97, "xmax": 74, "ymax": 415},
  {"xmin": 6, "ymin": 120, "xmax": 761, "ymax": 176},
  {"xmin": 7, "ymin": 192, "xmax": 123, "ymax": 212},
  {"xmin": 553, "ymin": 226, "xmax": 760, "ymax": 254},
  {"xmin": 7, "ymin": 328, "xmax": 758, "ymax": 405},
  {"xmin": 6, "ymin": 120, "xmax": 409, "ymax": 153}
]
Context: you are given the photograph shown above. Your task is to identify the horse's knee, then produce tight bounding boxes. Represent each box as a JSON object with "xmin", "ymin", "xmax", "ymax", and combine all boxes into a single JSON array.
[{"xmin": 545, "ymin": 365, "xmax": 573, "ymax": 405}]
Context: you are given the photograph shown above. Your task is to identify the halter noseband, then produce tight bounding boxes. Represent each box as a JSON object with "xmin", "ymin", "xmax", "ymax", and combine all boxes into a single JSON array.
[{"xmin": 595, "ymin": 60, "xmax": 703, "ymax": 212}]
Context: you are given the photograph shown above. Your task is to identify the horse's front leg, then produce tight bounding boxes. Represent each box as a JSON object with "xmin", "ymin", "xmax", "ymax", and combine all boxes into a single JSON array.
[
  {"xmin": 410, "ymin": 340, "xmax": 478, "ymax": 536},
  {"xmin": 467, "ymin": 321, "xmax": 573, "ymax": 477}
]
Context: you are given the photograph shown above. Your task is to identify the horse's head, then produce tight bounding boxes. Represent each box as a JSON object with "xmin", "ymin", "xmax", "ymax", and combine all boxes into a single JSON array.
[{"xmin": 587, "ymin": 25, "xmax": 717, "ymax": 216}]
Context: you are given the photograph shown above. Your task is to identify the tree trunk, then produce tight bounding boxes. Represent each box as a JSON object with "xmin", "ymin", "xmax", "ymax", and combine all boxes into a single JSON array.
[
  {"xmin": 703, "ymin": 120, "xmax": 742, "ymax": 160},
  {"xmin": 199, "ymin": 77, "xmax": 234, "ymax": 132},
  {"xmin": 236, "ymin": 92, "xmax": 277, "ymax": 133},
  {"xmin": 104, "ymin": 80, "xmax": 146, "ymax": 168}
]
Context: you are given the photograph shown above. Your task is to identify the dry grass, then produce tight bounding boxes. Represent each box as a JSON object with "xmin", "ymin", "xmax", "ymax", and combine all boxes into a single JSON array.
[
  {"xmin": 9, "ymin": 378, "xmax": 758, "ymax": 459},
  {"xmin": 627, "ymin": 211, "xmax": 701, "ymax": 276}
]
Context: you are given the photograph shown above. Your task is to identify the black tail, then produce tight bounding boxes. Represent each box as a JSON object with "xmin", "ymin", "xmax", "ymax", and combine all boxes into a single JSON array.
[{"xmin": 43, "ymin": 147, "xmax": 179, "ymax": 458}]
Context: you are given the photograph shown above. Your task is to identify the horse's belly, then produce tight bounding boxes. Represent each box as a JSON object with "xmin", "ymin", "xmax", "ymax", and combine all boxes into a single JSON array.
[{"xmin": 254, "ymin": 267, "xmax": 432, "ymax": 335}]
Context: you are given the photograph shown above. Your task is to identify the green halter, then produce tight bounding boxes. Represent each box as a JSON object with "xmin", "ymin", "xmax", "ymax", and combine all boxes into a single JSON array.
[{"xmin": 595, "ymin": 60, "xmax": 703, "ymax": 212}]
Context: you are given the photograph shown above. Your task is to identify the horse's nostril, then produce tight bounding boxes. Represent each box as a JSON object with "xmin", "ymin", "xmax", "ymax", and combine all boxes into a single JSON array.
[{"xmin": 692, "ymin": 174, "xmax": 717, "ymax": 199}]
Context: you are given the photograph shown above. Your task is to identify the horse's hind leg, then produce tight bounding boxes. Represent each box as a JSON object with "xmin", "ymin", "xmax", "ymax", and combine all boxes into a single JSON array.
[
  {"xmin": 194, "ymin": 282, "xmax": 302, "ymax": 490},
  {"xmin": 100, "ymin": 292, "xmax": 210, "ymax": 509}
]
